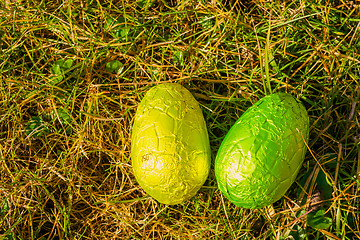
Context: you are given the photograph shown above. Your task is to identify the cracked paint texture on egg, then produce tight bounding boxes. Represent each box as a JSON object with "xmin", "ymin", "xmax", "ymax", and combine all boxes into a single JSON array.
[
  {"xmin": 215, "ymin": 93, "xmax": 309, "ymax": 209},
  {"xmin": 131, "ymin": 83, "xmax": 211, "ymax": 205}
]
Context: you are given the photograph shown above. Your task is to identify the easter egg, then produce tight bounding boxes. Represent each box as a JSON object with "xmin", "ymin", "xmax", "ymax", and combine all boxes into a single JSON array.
[
  {"xmin": 215, "ymin": 93, "xmax": 309, "ymax": 209},
  {"xmin": 131, "ymin": 83, "xmax": 211, "ymax": 205}
]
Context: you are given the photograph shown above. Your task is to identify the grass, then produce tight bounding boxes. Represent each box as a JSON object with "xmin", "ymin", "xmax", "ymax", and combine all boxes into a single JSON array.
[{"xmin": 0, "ymin": 0, "xmax": 359, "ymax": 239}]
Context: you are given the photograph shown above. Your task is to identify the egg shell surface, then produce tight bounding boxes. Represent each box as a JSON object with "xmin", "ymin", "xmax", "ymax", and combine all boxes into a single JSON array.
[
  {"xmin": 131, "ymin": 83, "xmax": 211, "ymax": 205},
  {"xmin": 214, "ymin": 93, "xmax": 309, "ymax": 209}
]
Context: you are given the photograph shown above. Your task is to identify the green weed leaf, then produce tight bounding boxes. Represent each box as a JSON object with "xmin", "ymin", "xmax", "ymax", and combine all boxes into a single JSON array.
[
  {"xmin": 5, "ymin": 234, "xmax": 14, "ymax": 240},
  {"xmin": 53, "ymin": 58, "xmax": 73, "ymax": 70},
  {"xmin": 25, "ymin": 116, "xmax": 49, "ymax": 137},
  {"xmin": 105, "ymin": 17, "xmax": 131, "ymax": 40},
  {"xmin": 50, "ymin": 75, "xmax": 64, "ymax": 85},
  {"xmin": 106, "ymin": 60, "xmax": 123, "ymax": 74},
  {"xmin": 173, "ymin": 51, "xmax": 184, "ymax": 66},
  {"xmin": 137, "ymin": 0, "xmax": 155, "ymax": 9},
  {"xmin": 298, "ymin": 169, "xmax": 333, "ymax": 205},
  {"xmin": 62, "ymin": 59, "xmax": 73, "ymax": 69},
  {"xmin": 200, "ymin": 16, "xmax": 214, "ymax": 29},
  {"xmin": 104, "ymin": 17, "xmax": 116, "ymax": 31},
  {"xmin": 307, "ymin": 208, "xmax": 332, "ymax": 229},
  {"xmin": 50, "ymin": 58, "xmax": 73, "ymax": 85},
  {"xmin": 0, "ymin": 198, "xmax": 9, "ymax": 215},
  {"xmin": 289, "ymin": 224, "xmax": 307, "ymax": 240},
  {"xmin": 115, "ymin": 18, "xmax": 130, "ymax": 39},
  {"xmin": 56, "ymin": 108, "xmax": 72, "ymax": 125},
  {"xmin": 316, "ymin": 171, "xmax": 332, "ymax": 200},
  {"xmin": 54, "ymin": 59, "xmax": 65, "ymax": 68},
  {"xmin": 50, "ymin": 64, "xmax": 61, "ymax": 75}
]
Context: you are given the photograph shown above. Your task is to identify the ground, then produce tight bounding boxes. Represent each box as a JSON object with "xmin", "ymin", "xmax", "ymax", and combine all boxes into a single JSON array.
[{"xmin": 0, "ymin": 0, "xmax": 359, "ymax": 239}]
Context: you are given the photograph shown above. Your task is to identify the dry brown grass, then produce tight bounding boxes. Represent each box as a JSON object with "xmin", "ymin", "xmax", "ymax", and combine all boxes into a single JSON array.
[{"xmin": 1, "ymin": 0, "xmax": 359, "ymax": 239}]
